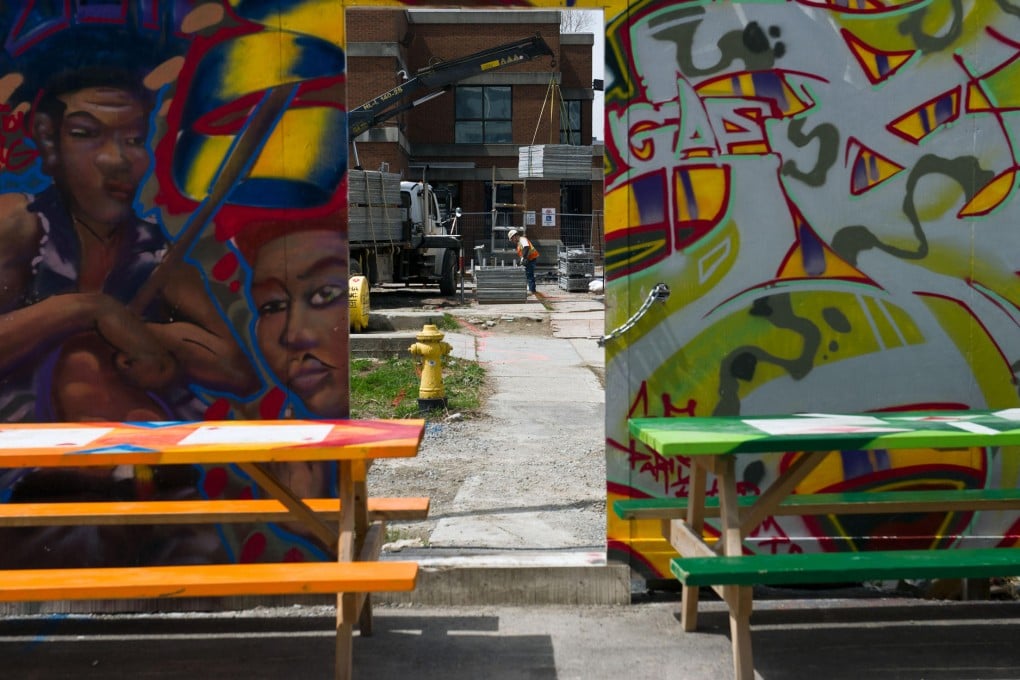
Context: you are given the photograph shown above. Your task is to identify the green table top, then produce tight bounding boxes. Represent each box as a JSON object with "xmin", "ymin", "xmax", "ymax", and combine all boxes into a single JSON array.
[{"xmin": 629, "ymin": 409, "xmax": 1020, "ymax": 456}]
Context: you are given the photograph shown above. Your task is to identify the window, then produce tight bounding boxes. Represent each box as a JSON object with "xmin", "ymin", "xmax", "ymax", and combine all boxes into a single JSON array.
[
  {"xmin": 560, "ymin": 100, "xmax": 583, "ymax": 145},
  {"xmin": 456, "ymin": 86, "xmax": 512, "ymax": 143}
]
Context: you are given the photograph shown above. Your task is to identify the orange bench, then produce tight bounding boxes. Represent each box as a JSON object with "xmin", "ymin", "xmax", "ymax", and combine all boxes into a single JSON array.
[
  {"xmin": 0, "ymin": 496, "xmax": 429, "ymax": 526},
  {"xmin": 0, "ymin": 560, "xmax": 418, "ymax": 602}
]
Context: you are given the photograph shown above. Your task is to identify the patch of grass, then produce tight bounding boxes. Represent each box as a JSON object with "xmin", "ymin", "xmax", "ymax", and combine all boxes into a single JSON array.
[
  {"xmin": 435, "ymin": 313, "xmax": 462, "ymax": 332},
  {"xmin": 350, "ymin": 355, "xmax": 486, "ymax": 419}
]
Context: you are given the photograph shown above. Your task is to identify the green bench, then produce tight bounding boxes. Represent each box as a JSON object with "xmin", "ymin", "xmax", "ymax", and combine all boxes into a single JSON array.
[
  {"xmin": 670, "ymin": 547, "xmax": 1020, "ymax": 587},
  {"xmin": 614, "ymin": 487, "xmax": 1020, "ymax": 521},
  {"xmin": 617, "ymin": 489, "xmax": 1020, "ymax": 596}
]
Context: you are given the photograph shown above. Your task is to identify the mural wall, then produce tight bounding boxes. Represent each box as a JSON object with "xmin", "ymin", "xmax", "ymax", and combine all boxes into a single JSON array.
[
  {"xmin": 3, "ymin": 0, "xmax": 1015, "ymax": 578},
  {"xmin": 0, "ymin": 1, "xmax": 348, "ymax": 567},
  {"xmin": 603, "ymin": 0, "xmax": 1020, "ymax": 578}
]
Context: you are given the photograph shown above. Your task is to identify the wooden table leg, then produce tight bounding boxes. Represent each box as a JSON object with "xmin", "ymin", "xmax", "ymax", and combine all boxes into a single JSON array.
[
  {"xmin": 335, "ymin": 460, "xmax": 356, "ymax": 680},
  {"xmin": 681, "ymin": 460, "xmax": 707, "ymax": 632}
]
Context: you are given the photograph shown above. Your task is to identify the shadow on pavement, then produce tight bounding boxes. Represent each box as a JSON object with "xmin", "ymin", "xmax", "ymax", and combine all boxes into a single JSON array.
[
  {"xmin": 695, "ymin": 600, "xmax": 1020, "ymax": 680},
  {"xmin": 0, "ymin": 612, "xmax": 556, "ymax": 680}
]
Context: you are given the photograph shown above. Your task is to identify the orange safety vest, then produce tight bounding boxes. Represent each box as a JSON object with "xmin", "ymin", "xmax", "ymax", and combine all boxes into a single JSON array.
[{"xmin": 516, "ymin": 237, "xmax": 540, "ymax": 261}]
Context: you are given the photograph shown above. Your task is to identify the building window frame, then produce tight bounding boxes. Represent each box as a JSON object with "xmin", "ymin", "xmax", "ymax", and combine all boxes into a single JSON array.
[
  {"xmin": 559, "ymin": 99, "xmax": 583, "ymax": 145},
  {"xmin": 456, "ymin": 85, "xmax": 513, "ymax": 143}
]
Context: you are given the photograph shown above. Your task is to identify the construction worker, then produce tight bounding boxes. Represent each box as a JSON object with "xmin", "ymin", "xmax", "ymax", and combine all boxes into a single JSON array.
[{"xmin": 508, "ymin": 228, "xmax": 540, "ymax": 294}]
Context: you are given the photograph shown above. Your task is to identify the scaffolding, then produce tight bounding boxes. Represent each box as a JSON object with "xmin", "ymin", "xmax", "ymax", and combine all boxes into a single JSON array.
[{"xmin": 490, "ymin": 165, "xmax": 528, "ymax": 254}]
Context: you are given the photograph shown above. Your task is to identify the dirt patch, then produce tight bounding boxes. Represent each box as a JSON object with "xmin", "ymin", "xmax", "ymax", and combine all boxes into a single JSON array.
[
  {"xmin": 453, "ymin": 313, "xmax": 555, "ymax": 337},
  {"xmin": 368, "ymin": 286, "xmax": 467, "ymax": 311}
]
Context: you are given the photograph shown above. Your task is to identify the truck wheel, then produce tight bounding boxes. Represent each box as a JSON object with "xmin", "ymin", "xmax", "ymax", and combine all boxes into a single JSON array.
[
  {"xmin": 439, "ymin": 250, "xmax": 457, "ymax": 296},
  {"xmin": 365, "ymin": 254, "xmax": 379, "ymax": 286}
]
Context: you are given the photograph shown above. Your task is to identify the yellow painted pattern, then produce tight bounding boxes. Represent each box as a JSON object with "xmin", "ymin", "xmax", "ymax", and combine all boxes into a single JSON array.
[
  {"xmin": 921, "ymin": 295, "xmax": 1020, "ymax": 408},
  {"xmin": 960, "ymin": 170, "xmax": 1016, "ymax": 217},
  {"xmin": 674, "ymin": 166, "xmax": 727, "ymax": 225},
  {"xmin": 230, "ymin": 0, "xmax": 345, "ymax": 47},
  {"xmin": 248, "ymin": 107, "xmax": 339, "ymax": 181},
  {"xmin": 181, "ymin": 136, "xmax": 234, "ymax": 200}
]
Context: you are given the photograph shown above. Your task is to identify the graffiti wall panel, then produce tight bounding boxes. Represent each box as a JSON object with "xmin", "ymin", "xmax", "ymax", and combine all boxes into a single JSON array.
[
  {"xmin": 604, "ymin": 0, "xmax": 1020, "ymax": 578},
  {"xmin": 0, "ymin": 2, "xmax": 348, "ymax": 567}
]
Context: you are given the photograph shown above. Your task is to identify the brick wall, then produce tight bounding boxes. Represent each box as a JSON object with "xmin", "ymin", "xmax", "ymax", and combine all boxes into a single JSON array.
[
  {"xmin": 345, "ymin": 9, "xmax": 601, "ymax": 249},
  {"xmin": 346, "ymin": 9, "xmax": 408, "ymax": 43}
]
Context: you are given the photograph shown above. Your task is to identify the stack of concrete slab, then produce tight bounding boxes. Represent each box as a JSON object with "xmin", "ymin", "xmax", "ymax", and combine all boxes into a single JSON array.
[
  {"xmin": 558, "ymin": 247, "xmax": 595, "ymax": 292},
  {"xmin": 534, "ymin": 239, "xmax": 563, "ymax": 268},
  {"xmin": 475, "ymin": 265, "xmax": 528, "ymax": 303},
  {"xmin": 518, "ymin": 145, "xmax": 593, "ymax": 179},
  {"xmin": 348, "ymin": 169, "xmax": 403, "ymax": 243}
]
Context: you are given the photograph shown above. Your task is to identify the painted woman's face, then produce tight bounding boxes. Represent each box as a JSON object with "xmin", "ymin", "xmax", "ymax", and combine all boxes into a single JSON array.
[
  {"xmin": 250, "ymin": 230, "xmax": 348, "ymax": 417},
  {"xmin": 54, "ymin": 86, "xmax": 150, "ymax": 228}
]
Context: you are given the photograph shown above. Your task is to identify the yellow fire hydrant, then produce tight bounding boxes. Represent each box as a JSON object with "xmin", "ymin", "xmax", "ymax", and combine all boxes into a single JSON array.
[{"xmin": 408, "ymin": 324, "xmax": 452, "ymax": 410}]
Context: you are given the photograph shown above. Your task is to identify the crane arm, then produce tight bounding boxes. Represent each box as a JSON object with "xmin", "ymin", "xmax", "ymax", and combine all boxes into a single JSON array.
[{"xmin": 348, "ymin": 33, "xmax": 554, "ymax": 138}]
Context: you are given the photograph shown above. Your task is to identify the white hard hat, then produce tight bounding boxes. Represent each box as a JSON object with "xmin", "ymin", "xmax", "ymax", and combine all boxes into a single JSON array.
[{"xmin": 507, "ymin": 229, "xmax": 519, "ymax": 240}]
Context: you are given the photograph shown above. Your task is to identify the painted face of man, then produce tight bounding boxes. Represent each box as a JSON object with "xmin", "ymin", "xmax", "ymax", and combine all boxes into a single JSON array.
[
  {"xmin": 251, "ymin": 230, "xmax": 347, "ymax": 417},
  {"xmin": 53, "ymin": 86, "xmax": 150, "ymax": 229}
]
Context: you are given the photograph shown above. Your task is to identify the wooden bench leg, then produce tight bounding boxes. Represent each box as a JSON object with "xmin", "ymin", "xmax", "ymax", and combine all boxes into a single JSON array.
[
  {"xmin": 681, "ymin": 461, "xmax": 707, "ymax": 632},
  {"xmin": 717, "ymin": 457, "xmax": 757, "ymax": 680},
  {"xmin": 359, "ymin": 593, "xmax": 373, "ymax": 636},
  {"xmin": 336, "ymin": 461, "xmax": 356, "ymax": 680},
  {"xmin": 337, "ymin": 591, "xmax": 357, "ymax": 680},
  {"xmin": 963, "ymin": 577, "xmax": 991, "ymax": 600},
  {"xmin": 726, "ymin": 585, "xmax": 755, "ymax": 680},
  {"xmin": 352, "ymin": 461, "xmax": 373, "ymax": 637}
]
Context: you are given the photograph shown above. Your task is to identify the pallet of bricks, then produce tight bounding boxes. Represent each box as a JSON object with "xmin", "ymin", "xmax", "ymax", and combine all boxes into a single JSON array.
[
  {"xmin": 558, "ymin": 247, "xmax": 595, "ymax": 292},
  {"xmin": 475, "ymin": 265, "xmax": 528, "ymax": 303},
  {"xmin": 348, "ymin": 169, "xmax": 403, "ymax": 243}
]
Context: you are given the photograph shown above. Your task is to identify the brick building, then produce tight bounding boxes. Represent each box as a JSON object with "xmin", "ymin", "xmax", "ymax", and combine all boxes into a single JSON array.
[{"xmin": 346, "ymin": 9, "xmax": 604, "ymax": 262}]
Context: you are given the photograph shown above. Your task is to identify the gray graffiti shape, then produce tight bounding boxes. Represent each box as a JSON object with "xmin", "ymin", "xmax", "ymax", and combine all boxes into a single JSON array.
[{"xmin": 830, "ymin": 154, "xmax": 994, "ymax": 267}]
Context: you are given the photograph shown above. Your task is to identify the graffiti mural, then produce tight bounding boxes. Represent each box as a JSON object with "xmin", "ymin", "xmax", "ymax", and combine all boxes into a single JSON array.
[
  {"xmin": 603, "ymin": 0, "xmax": 1020, "ymax": 578},
  {"xmin": 0, "ymin": 2, "xmax": 347, "ymax": 567}
]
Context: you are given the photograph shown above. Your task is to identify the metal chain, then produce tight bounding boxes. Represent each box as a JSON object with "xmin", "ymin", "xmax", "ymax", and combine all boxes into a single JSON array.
[{"xmin": 597, "ymin": 283, "xmax": 670, "ymax": 347}]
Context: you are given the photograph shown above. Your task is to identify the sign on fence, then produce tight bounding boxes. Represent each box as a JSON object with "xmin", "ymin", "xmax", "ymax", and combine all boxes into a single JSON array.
[{"xmin": 542, "ymin": 208, "xmax": 556, "ymax": 227}]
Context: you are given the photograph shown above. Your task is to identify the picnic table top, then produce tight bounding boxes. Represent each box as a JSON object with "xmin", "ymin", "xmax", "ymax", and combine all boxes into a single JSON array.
[
  {"xmin": 0, "ymin": 419, "xmax": 425, "ymax": 467},
  {"xmin": 629, "ymin": 409, "xmax": 1020, "ymax": 456}
]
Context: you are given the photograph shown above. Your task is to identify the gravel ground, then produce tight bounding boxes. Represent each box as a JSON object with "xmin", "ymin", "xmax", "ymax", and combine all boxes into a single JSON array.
[{"xmin": 370, "ymin": 414, "xmax": 607, "ymax": 550}]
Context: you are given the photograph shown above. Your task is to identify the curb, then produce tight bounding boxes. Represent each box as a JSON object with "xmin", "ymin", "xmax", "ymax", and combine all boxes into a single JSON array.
[
  {"xmin": 350, "ymin": 332, "xmax": 416, "ymax": 358},
  {"xmin": 376, "ymin": 552, "xmax": 632, "ymax": 606}
]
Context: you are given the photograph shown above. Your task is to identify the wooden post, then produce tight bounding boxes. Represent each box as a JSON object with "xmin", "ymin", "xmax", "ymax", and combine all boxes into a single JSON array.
[
  {"xmin": 681, "ymin": 460, "xmax": 707, "ymax": 632},
  {"xmin": 726, "ymin": 585, "xmax": 755, "ymax": 680},
  {"xmin": 717, "ymin": 456, "xmax": 756, "ymax": 680},
  {"xmin": 336, "ymin": 461, "xmax": 356, "ymax": 680},
  {"xmin": 352, "ymin": 461, "xmax": 373, "ymax": 636}
]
